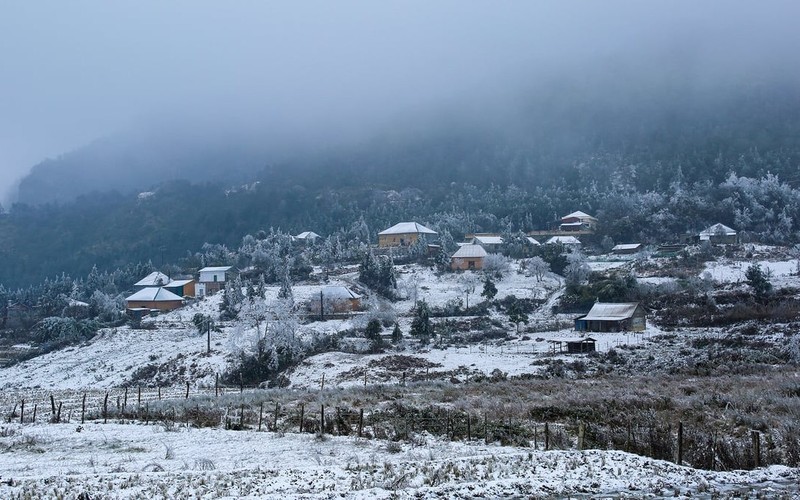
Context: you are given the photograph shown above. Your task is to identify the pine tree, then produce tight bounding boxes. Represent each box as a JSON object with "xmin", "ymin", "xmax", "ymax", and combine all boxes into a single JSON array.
[
  {"xmin": 391, "ymin": 322, "xmax": 402, "ymax": 343},
  {"xmin": 481, "ymin": 277, "xmax": 498, "ymax": 301},
  {"xmin": 410, "ymin": 300, "xmax": 432, "ymax": 344},
  {"xmin": 745, "ymin": 264, "xmax": 772, "ymax": 301}
]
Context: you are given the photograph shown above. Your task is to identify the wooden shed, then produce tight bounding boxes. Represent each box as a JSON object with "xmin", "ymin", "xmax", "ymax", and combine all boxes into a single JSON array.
[
  {"xmin": 575, "ymin": 302, "xmax": 646, "ymax": 332},
  {"xmin": 163, "ymin": 279, "xmax": 196, "ymax": 298},
  {"xmin": 549, "ymin": 337, "xmax": 597, "ymax": 354}
]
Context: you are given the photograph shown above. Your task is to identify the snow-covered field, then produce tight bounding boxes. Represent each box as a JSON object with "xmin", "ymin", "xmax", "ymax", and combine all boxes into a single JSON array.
[
  {"xmin": 0, "ymin": 422, "xmax": 797, "ymax": 499},
  {"xmin": 703, "ymin": 258, "xmax": 799, "ymax": 287}
]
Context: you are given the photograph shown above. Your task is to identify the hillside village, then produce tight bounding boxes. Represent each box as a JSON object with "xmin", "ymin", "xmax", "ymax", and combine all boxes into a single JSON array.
[{"xmin": 2, "ymin": 209, "xmax": 800, "ymax": 497}]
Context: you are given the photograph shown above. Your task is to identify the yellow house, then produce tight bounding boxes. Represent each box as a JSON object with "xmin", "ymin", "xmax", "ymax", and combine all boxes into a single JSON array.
[
  {"xmin": 451, "ymin": 244, "xmax": 487, "ymax": 270},
  {"xmin": 378, "ymin": 222, "xmax": 437, "ymax": 247}
]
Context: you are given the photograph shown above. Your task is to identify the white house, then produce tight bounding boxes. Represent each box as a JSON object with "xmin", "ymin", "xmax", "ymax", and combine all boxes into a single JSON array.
[{"xmin": 196, "ymin": 266, "xmax": 233, "ymax": 296}]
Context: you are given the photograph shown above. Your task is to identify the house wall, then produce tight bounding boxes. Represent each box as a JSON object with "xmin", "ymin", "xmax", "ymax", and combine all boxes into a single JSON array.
[
  {"xmin": 378, "ymin": 232, "xmax": 420, "ymax": 247},
  {"xmin": 451, "ymin": 257, "xmax": 484, "ymax": 271},
  {"xmin": 126, "ymin": 300, "xmax": 183, "ymax": 311},
  {"xmin": 708, "ymin": 234, "xmax": 738, "ymax": 245},
  {"xmin": 199, "ymin": 270, "xmax": 228, "ymax": 283}
]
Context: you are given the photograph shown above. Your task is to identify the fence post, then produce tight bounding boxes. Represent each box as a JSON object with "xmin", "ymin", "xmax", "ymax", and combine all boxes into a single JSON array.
[
  {"xmin": 103, "ymin": 393, "xmax": 109, "ymax": 424},
  {"xmin": 32, "ymin": 404, "xmax": 37, "ymax": 423},
  {"xmin": 56, "ymin": 402, "xmax": 62, "ymax": 423},
  {"xmin": 358, "ymin": 408, "xmax": 364, "ymax": 438},
  {"xmin": 484, "ymin": 414, "xmax": 488, "ymax": 444},
  {"xmin": 534, "ymin": 425, "xmax": 538, "ymax": 449},
  {"xmin": 578, "ymin": 421, "xmax": 586, "ymax": 451},
  {"xmin": 273, "ymin": 402, "xmax": 279, "ymax": 432},
  {"xmin": 158, "ymin": 387, "xmax": 161, "ymax": 400},
  {"xmin": 123, "ymin": 387, "xmax": 128, "ymax": 415},
  {"xmin": 364, "ymin": 371, "xmax": 367, "ymax": 387},
  {"xmin": 215, "ymin": 374, "xmax": 219, "ymax": 397},
  {"xmin": 467, "ymin": 413, "xmax": 471, "ymax": 441},
  {"xmin": 299, "ymin": 404, "xmax": 305, "ymax": 433},
  {"xmin": 240, "ymin": 404, "xmax": 245, "ymax": 428},
  {"xmin": 752, "ymin": 430, "xmax": 761, "ymax": 468},
  {"xmin": 336, "ymin": 407, "xmax": 341, "ymax": 435},
  {"xmin": 81, "ymin": 393, "xmax": 87, "ymax": 424},
  {"xmin": 258, "ymin": 402, "xmax": 264, "ymax": 431},
  {"xmin": 50, "ymin": 395, "xmax": 56, "ymax": 422},
  {"xmin": 19, "ymin": 400, "xmax": 24, "ymax": 424},
  {"xmin": 185, "ymin": 381, "xmax": 190, "ymax": 399},
  {"xmin": 138, "ymin": 386, "xmax": 142, "ymax": 406},
  {"xmin": 320, "ymin": 373, "xmax": 325, "ymax": 391},
  {"xmin": 320, "ymin": 404, "xmax": 325, "ymax": 435},
  {"xmin": 545, "ymin": 422, "xmax": 550, "ymax": 451},
  {"xmin": 677, "ymin": 421, "xmax": 684, "ymax": 466}
]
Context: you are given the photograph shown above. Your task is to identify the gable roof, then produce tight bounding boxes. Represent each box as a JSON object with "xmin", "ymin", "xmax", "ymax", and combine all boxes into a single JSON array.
[
  {"xmin": 321, "ymin": 286, "xmax": 361, "ymax": 300},
  {"xmin": 198, "ymin": 266, "xmax": 233, "ymax": 273},
  {"xmin": 562, "ymin": 211, "xmax": 596, "ymax": 220},
  {"xmin": 378, "ymin": 222, "xmax": 437, "ymax": 236},
  {"xmin": 452, "ymin": 244, "xmax": 488, "ymax": 259},
  {"xmin": 473, "ymin": 235, "xmax": 503, "ymax": 245},
  {"xmin": 164, "ymin": 279, "xmax": 194, "ymax": 287},
  {"xmin": 582, "ymin": 302, "xmax": 641, "ymax": 321},
  {"xmin": 699, "ymin": 223, "xmax": 736, "ymax": 237},
  {"xmin": 295, "ymin": 231, "xmax": 321, "ymax": 240},
  {"xmin": 612, "ymin": 243, "xmax": 642, "ymax": 251},
  {"xmin": 527, "ymin": 237, "xmax": 541, "ymax": 245},
  {"xmin": 125, "ymin": 287, "xmax": 184, "ymax": 302},
  {"xmin": 134, "ymin": 272, "xmax": 170, "ymax": 287}
]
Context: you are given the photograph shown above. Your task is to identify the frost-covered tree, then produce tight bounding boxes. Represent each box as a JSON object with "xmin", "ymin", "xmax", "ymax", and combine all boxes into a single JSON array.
[
  {"xmin": 457, "ymin": 273, "xmax": 479, "ymax": 311},
  {"xmin": 745, "ymin": 264, "xmax": 772, "ymax": 301},
  {"xmin": 564, "ymin": 252, "xmax": 590, "ymax": 288},
  {"xmin": 481, "ymin": 277, "xmax": 498, "ymax": 301},
  {"xmin": 409, "ymin": 300, "xmax": 432, "ymax": 344},
  {"xmin": 525, "ymin": 256, "xmax": 550, "ymax": 282}
]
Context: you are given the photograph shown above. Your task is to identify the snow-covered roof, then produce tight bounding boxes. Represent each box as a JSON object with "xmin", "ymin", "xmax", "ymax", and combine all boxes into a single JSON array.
[
  {"xmin": 612, "ymin": 243, "xmax": 642, "ymax": 251},
  {"xmin": 68, "ymin": 299, "xmax": 89, "ymax": 307},
  {"xmin": 452, "ymin": 244, "xmax": 488, "ymax": 259},
  {"xmin": 134, "ymin": 272, "xmax": 170, "ymax": 287},
  {"xmin": 198, "ymin": 266, "xmax": 233, "ymax": 273},
  {"xmin": 562, "ymin": 211, "xmax": 596, "ymax": 220},
  {"xmin": 473, "ymin": 235, "xmax": 503, "ymax": 245},
  {"xmin": 549, "ymin": 337, "xmax": 597, "ymax": 343},
  {"xmin": 378, "ymin": 222, "xmax": 437, "ymax": 236},
  {"xmin": 125, "ymin": 287, "xmax": 184, "ymax": 302},
  {"xmin": 321, "ymin": 286, "xmax": 361, "ymax": 300},
  {"xmin": 295, "ymin": 231, "xmax": 321, "ymax": 240},
  {"xmin": 527, "ymin": 237, "xmax": 541, "ymax": 246},
  {"xmin": 559, "ymin": 222, "xmax": 585, "ymax": 228},
  {"xmin": 546, "ymin": 236, "xmax": 581, "ymax": 245},
  {"xmin": 699, "ymin": 223, "xmax": 736, "ymax": 237},
  {"xmin": 165, "ymin": 279, "xmax": 194, "ymax": 287},
  {"xmin": 581, "ymin": 303, "xmax": 641, "ymax": 321}
]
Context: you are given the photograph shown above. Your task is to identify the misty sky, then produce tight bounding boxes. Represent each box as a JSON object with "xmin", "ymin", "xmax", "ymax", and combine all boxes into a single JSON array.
[{"xmin": 1, "ymin": 1, "xmax": 799, "ymax": 204}]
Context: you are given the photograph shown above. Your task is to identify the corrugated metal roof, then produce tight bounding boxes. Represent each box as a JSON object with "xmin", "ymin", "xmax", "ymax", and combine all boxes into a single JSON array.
[
  {"xmin": 452, "ymin": 244, "xmax": 488, "ymax": 259},
  {"xmin": 165, "ymin": 279, "xmax": 193, "ymax": 287},
  {"xmin": 321, "ymin": 286, "xmax": 361, "ymax": 300},
  {"xmin": 612, "ymin": 243, "xmax": 642, "ymax": 251},
  {"xmin": 199, "ymin": 266, "xmax": 232, "ymax": 273},
  {"xmin": 546, "ymin": 236, "xmax": 581, "ymax": 245},
  {"xmin": 473, "ymin": 235, "xmax": 503, "ymax": 245},
  {"xmin": 378, "ymin": 222, "xmax": 437, "ymax": 235},
  {"xmin": 527, "ymin": 237, "xmax": 541, "ymax": 245},
  {"xmin": 699, "ymin": 223, "xmax": 736, "ymax": 237},
  {"xmin": 562, "ymin": 211, "xmax": 596, "ymax": 220},
  {"xmin": 126, "ymin": 287, "xmax": 184, "ymax": 302},
  {"xmin": 134, "ymin": 272, "xmax": 170, "ymax": 287},
  {"xmin": 582, "ymin": 302, "xmax": 640, "ymax": 321},
  {"xmin": 295, "ymin": 231, "xmax": 320, "ymax": 239}
]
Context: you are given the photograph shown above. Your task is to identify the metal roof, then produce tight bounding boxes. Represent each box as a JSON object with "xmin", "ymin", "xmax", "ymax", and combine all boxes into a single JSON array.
[
  {"xmin": 562, "ymin": 211, "xmax": 596, "ymax": 220},
  {"xmin": 546, "ymin": 236, "xmax": 581, "ymax": 245},
  {"xmin": 295, "ymin": 231, "xmax": 321, "ymax": 239},
  {"xmin": 198, "ymin": 266, "xmax": 232, "ymax": 273},
  {"xmin": 165, "ymin": 279, "xmax": 193, "ymax": 287},
  {"xmin": 378, "ymin": 222, "xmax": 437, "ymax": 235},
  {"xmin": 612, "ymin": 243, "xmax": 642, "ymax": 251},
  {"xmin": 699, "ymin": 223, "xmax": 736, "ymax": 237},
  {"xmin": 452, "ymin": 244, "xmax": 488, "ymax": 259},
  {"xmin": 473, "ymin": 235, "xmax": 503, "ymax": 245},
  {"xmin": 581, "ymin": 302, "xmax": 640, "ymax": 321},
  {"xmin": 321, "ymin": 286, "xmax": 361, "ymax": 300},
  {"xmin": 134, "ymin": 272, "xmax": 170, "ymax": 287},
  {"xmin": 125, "ymin": 287, "xmax": 184, "ymax": 302},
  {"xmin": 527, "ymin": 237, "xmax": 541, "ymax": 245}
]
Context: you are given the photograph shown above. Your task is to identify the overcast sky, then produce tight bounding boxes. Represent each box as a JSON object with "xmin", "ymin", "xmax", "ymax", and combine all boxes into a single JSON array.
[{"xmin": 1, "ymin": 1, "xmax": 798, "ymax": 204}]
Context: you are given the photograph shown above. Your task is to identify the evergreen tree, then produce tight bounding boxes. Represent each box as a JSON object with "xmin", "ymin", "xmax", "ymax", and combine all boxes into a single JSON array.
[
  {"xmin": 391, "ymin": 322, "xmax": 402, "ymax": 343},
  {"xmin": 481, "ymin": 277, "xmax": 498, "ymax": 301},
  {"xmin": 745, "ymin": 263, "xmax": 772, "ymax": 301},
  {"xmin": 409, "ymin": 300, "xmax": 432, "ymax": 344}
]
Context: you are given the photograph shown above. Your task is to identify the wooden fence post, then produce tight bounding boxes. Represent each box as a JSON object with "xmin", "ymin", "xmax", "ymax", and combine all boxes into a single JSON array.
[
  {"xmin": 19, "ymin": 400, "xmax": 24, "ymax": 424},
  {"xmin": 215, "ymin": 374, "xmax": 219, "ymax": 397},
  {"xmin": 32, "ymin": 404, "xmax": 37, "ymax": 423},
  {"xmin": 185, "ymin": 381, "xmax": 190, "ymax": 399},
  {"xmin": 336, "ymin": 407, "xmax": 341, "ymax": 435},
  {"xmin": 50, "ymin": 395, "xmax": 56, "ymax": 422},
  {"xmin": 258, "ymin": 402, "xmax": 264, "ymax": 431},
  {"xmin": 752, "ymin": 430, "xmax": 761, "ymax": 468},
  {"xmin": 364, "ymin": 371, "xmax": 367, "ymax": 387},
  {"xmin": 240, "ymin": 404, "xmax": 245, "ymax": 428},
  {"xmin": 123, "ymin": 387, "xmax": 128, "ymax": 415},
  {"xmin": 358, "ymin": 408, "xmax": 364, "ymax": 438},
  {"xmin": 467, "ymin": 414, "xmax": 471, "ymax": 441},
  {"xmin": 320, "ymin": 404, "xmax": 325, "ymax": 434},
  {"xmin": 299, "ymin": 404, "xmax": 305, "ymax": 433},
  {"xmin": 138, "ymin": 386, "xmax": 142, "ymax": 406},
  {"xmin": 81, "ymin": 393, "xmax": 87, "ymax": 424},
  {"xmin": 677, "ymin": 421, "xmax": 684, "ymax": 466},
  {"xmin": 545, "ymin": 422, "xmax": 550, "ymax": 451},
  {"xmin": 273, "ymin": 402, "xmax": 279, "ymax": 432},
  {"xmin": 56, "ymin": 402, "xmax": 62, "ymax": 423},
  {"xmin": 158, "ymin": 387, "xmax": 161, "ymax": 400},
  {"xmin": 103, "ymin": 392, "xmax": 109, "ymax": 424},
  {"xmin": 484, "ymin": 414, "xmax": 488, "ymax": 444},
  {"xmin": 320, "ymin": 373, "xmax": 325, "ymax": 391}
]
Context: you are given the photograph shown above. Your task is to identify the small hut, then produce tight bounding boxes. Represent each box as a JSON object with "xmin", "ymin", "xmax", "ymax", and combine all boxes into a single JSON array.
[{"xmin": 574, "ymin": 302, "xmax": 646, "ymax": 332}]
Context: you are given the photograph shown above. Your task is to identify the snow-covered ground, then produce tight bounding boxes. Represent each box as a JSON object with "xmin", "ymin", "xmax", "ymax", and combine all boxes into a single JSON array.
[
  {"xmin": 702, "ymin": 258, "xmax": 799, "ymax": 287},
  {"xmin": 0, "ymin": 422, "xmax": 796, "ymax": 498}
]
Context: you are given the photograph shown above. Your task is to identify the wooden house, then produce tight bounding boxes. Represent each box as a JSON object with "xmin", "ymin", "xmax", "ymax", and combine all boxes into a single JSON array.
[
  {"xmin": 699, "ymin": 223, "xmax": 738, "ymax": 244},
  {"xmin": 378, "ymin": 222, "xmax": 437, "ymax": 247},
  {"xmin": 560, "ymin": 211, "xmax": 598, "ymax": 232},
  {"xmin": 163, "ymin": 279, "xmax": 196, "ymax": 298},
  {"xmin": 125, "ymin": 287, "xmax": 185, "ymax": 312},
  {"xmin": 575, "ymin": 302, "xmax": 646, "ymax": 332},
  {"xmin": 451, "ymin": 244, "xmax": 487, "ymax": 270},
  {"xmin": 197, "ymin": 266, "xmax": 233, "ymax": 296}
]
